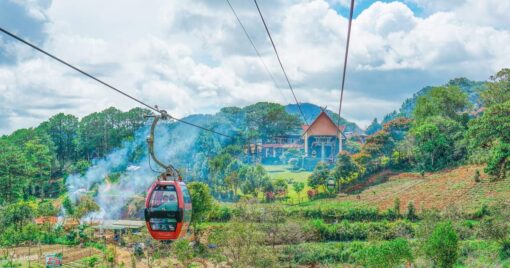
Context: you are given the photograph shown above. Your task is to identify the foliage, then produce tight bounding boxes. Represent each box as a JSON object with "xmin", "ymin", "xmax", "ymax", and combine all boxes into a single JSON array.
[
  {"xmin": 481, "ymin": 68, "xmax": 510, "ymax": 107},
  {"xmin": 188, "ymin": 182, "xmax": 214, "ymax": 227},
  {"xmin": 74, "ymin": 195, "xmax": 100, "ymax": 220},
  {"xmin": 292, "ymin": 182, "xmax": 305, "ymax": 203},
  {"xmin": 424, "ymin": 221, "xmax": 459, "ymax": 268},
  {"xmin": 37, "ymin": 200, "xmax": 59, "ymax": 217},
  {"xmin": 393, "ymin": 198, "xmax": 401, "ymax": 216},
  {"xmin": 0, "ymin": 201, "xmax": 35, "ymax": 231},
  {"xmin": 308, "ymin": 219, "xmax": 414, "ymax": 242},
  {"xmin": 357, "ymin": 238, "xmax": 413, "ymax": 268},
  {"xmin": 468, "ymin": 101, "xmax": 510, "ymax": 179},
  {"xmin": 406, "ymin": 202, "xmax": 418, "ymax": 221},
  {"xmin": 172, "ymin": 239, "xmax": 194, "ymax": 267},
  {"xmin": 210, "ymin": 221, "xmax": 276, "ymax": 267},
  {"xmin": 365, "ymin": 118, "xmax": 382, "ymax": 135},
  {"xmin": 411, "ymin": 116, "xmax": 466, "ymax": 171},
  {"xmin": 243, "ymin": 102, "xmax": 301, "ymax": 141},
  {"xmin": 331, "ymin": 152, "xmax": 359, "ymax": 190},
  {"xmin": 62, "ymin": 196, "xmax": 75, "ymax": 216},
  {"xmin": 485, "ymin": 141, "xmax": 510, "ymax": 180},
  {"xmin": 282, "ymin": 242, "xmax": 363, "ymax": 266},
  {"xmin": 239, "ymin": 164, "xmax": 271, "ymax": 198},
  {"xmin": 208, "ymin": 204, "xmax": 233, "ymax": 222},
  {"xmin": 474, "ymin": 169, "xmax": 481, "ymax": 182},
  {"xmin": 308, "ymin": 162, "xmax": 329, "ymax": 190},
  {"xmin": 0, "ymin": 140, "xmax": 29, "ymax": 204},
  {"xmin": 413, "ymin": 86, "xmax": 470, "ymax": 123}
]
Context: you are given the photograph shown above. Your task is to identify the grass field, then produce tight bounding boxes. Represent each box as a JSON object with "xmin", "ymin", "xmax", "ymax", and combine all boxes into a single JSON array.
[{"xmin": 264, "ymin": 165, "xmax": 312, "ymax": 203}]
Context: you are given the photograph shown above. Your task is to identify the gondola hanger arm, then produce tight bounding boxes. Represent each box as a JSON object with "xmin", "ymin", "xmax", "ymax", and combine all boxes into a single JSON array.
[{"xmin": 145, "ymin": 111, "xmax": 181, "ymax": 181}]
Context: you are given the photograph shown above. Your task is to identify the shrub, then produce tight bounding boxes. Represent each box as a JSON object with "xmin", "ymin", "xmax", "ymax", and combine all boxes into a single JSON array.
[
  {"xmin": 308, "ymin": 219, "xmax": 414, "ymax": 242},
  {"xmin": 393, "ymin": 198, "xmax": 401, "ymax": 216},
  {"xmin": 172, "ymin": 239, "xmax": 194, "ymax": 267},
  {"xmin": 358, "ymin": 238, "xmax": 413, "ymax": 268},
  {"xmin": 281, "ymin": 242, "xmax": 363, "ymax": 265},
  {"xmin": 307, "ymin": 189, "xmax": 317, "ymax": 200},
  {"xmin": 500, "ymin": 240, "xmax": 510, "ymax": 260},
  {"xmin": 474, "ymin": 169, "xmax": 481, "ymax": 183},
  {"xmin": 406, "ymin": 202, "xmax": 418, "ymax": 221},
  {"xmin": 289, "ymin": 206, "xmax": 389, "ymax": 222},
  {"xmin": 472, "ymin": 203, "xmax": 490, "ymax": 219},
  {"xmin": 424, "ymin": 221, "xmax": 459, "ymax": 268},
  {"xmin": 82, "ymin": 256, "xmax": 98, "ymax": 267}
]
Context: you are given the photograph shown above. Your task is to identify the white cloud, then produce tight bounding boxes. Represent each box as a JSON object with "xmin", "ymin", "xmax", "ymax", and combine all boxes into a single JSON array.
[{"xmin": 0, "ymin": 0, "xmax": 509, "ymax": 134}]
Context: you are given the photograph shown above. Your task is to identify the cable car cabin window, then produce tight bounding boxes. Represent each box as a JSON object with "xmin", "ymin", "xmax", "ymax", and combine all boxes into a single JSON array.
[
  {"xmin": 148, "ymin": 185, "xmax": 178, "ymax": 232},
  {"xmin": 181, "ymin": 184, "xmax": 192, "ymax": 204},
  {"xmin": 180, "ymin": 184, "xmax": 192, "ymax": 223}
]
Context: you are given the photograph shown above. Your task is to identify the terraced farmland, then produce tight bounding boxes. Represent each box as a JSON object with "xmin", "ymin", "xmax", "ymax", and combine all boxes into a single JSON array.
[{"xmin": 336, "ymin": 165, "xmax": 510, "ymax": 213}]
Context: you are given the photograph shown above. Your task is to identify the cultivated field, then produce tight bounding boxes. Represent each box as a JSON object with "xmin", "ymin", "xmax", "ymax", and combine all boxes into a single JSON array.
[{"xmin": 336, "ymin": 165, "xmax": 510, "ymax": 213}]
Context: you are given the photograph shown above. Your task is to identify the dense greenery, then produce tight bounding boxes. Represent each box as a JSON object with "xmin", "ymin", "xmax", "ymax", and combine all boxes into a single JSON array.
[{"xmin": 0, "ymin": 69, "xmax": 509, "ymax": 267}]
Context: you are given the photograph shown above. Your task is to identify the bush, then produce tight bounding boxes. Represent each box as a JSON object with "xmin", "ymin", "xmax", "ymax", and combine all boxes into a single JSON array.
[
  {"xmin": 358, "ymin": 238, "xmax": 413, "ymax": 268},
  {"xmin": 82, "ymin": 256, "xmax": 99, "ymax": 267},
  {"xmin": 406, "ymin": 202, "xmax": 418, "ymax": 221},
  {"xmin": 474, "ymin": 169, "xmax": 481, "ymax": 183},
  {"xmin": 172, "ymin": 239, "xmax": 194, "ymax": 267},
  {"xmin": 308, "ymin": 219, "xmax": 414, "ymax": 242},
  {"xmin": 424, "ymin": 221, "xmax": 459, "ymax": 268},
  {"xmin": 208, "ymin": 205, "xmax": 233, "ymax": 222},
  {"xmin": 472, "ymin": 203, "xmax": 490, "ymax": 219},
  {"xmin": 281, "ymin": 242, "xmax": 364, "ymax": 265},
  {"xmin": 500, "ymin": 240, "xmax": 510, "ymax": 260},
  {"xmin": 287, "ymin": 206, "xmax": 401, "ymax": 222}
]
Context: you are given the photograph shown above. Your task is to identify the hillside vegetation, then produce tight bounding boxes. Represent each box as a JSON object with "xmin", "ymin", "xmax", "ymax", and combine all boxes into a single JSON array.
[
  {"xmin": 336, "ymin": 165, "xmax": 509, "ymax": 213},
  {"xmin": 1, "ymin": 68, "xmax": 510, "ymax": 267}
]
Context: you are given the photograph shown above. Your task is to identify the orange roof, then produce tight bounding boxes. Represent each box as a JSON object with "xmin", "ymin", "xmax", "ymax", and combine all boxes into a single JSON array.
[
  {"xmin": 302, "ymin": 111, "xmax": 345, "ymax": 136},
  {"xmin": 35, "ymin": 216, "xmax": 58, "ymax": 225}
]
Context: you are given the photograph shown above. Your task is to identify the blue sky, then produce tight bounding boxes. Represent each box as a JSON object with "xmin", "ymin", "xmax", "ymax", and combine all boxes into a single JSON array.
[
  {"xmin": 0, "ymin": 0, "xmax": 509, "ymax": 134},
  {"xmin": 334, "ymin": 0, "xmax": 422, "ymax": 17}
]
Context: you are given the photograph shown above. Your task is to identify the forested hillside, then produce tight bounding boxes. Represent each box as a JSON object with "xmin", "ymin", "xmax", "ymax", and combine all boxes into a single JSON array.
[
  {"xmin": 382, "ymin": 77, "xmax": 486, "ymax": 124},
  {"xmin": 0, "ymin": 69, "xmax": 509, "ymax": 267}
]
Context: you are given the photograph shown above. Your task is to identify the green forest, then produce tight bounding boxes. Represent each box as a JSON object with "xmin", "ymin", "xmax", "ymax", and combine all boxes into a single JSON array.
[{"xmin": 1, "ymin": 68, "xmax": 510, "ymax": 267}]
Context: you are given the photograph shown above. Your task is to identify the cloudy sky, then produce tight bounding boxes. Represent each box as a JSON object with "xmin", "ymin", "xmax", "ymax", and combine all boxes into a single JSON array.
[{"xmin": 0, "ymin": 0, "xmax": 509, "ymax": 134}]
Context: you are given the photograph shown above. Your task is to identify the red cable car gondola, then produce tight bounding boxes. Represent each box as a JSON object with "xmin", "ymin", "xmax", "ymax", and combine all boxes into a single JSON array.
[
  {"xmin": 145, "ymin": 179, "xmax": 192, "ymax": 240},
  {"xmin": 144, "ymin": 112, "xmax": 192, "ymax": 240}
]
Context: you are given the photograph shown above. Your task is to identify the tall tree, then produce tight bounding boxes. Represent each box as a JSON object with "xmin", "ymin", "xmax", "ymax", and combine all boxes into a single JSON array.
[
  {"xmin": 243, "ymin": 102, "xmax": 300, "ymax": 142},
  {"xmin": 0, "ymin": 140, "xmax": 29, "ymax": 204},
  {"xmin": 469, "ymin": 100, "xmax": 510, "ymax": 180},
  {"xmin": 413, "ymin": 86, "xmax": 470, "ymax": 123},
  {"xmin": 365, "ymin": 118, "xmax": 382, "ymax": 135},
  {"xmin": 188, "ymin": 181, "xmax": 214, "ymax": 242},
  {"xmin": 239, "ymin": 164, "xmax": 271, "ymax": 198},
  {"xmin": 37, "ymin": 113, "xmax": 79, "ymax": 171},
  {"xmin": 308, "ymin": 162, "xmax": 329, "ymax": 190},
  {"xmin": 331, "ymin": 152, "xmax": 359, "ymax": 191},
  {"xmin": 412, "ymin": 116, "xmax": 466, "ymax": 171},
  {"xmin": 481, "ymin": 68, "xmax": 510, "ymax": 107},
  {"xmin": 24, "ymin": 137, "xmax": 55, "ymax": 198}
]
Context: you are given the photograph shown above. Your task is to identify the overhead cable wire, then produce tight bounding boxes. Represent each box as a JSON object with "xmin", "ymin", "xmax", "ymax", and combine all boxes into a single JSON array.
[
  {"xmin": 225, "ymin": 0, "xmax": 289, "ymax": 104},
  {"xmin": 336, "ymin": 0, "xmax": 355, "ymax": 130},
  {"xmin": 253, "ymin": 0, "xmax": 309, "ymax": 125},
  {"xmin": 0, "ymin": 26, "xmax": 234, "ymax": 139}
]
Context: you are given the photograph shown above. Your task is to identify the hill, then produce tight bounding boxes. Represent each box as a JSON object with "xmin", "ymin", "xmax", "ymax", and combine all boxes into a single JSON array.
[
  {"xmin": 383, "ymin": 78, "xmax": 486, "ymax": 123},
  {"xmin": 334, "ymin": 165, "xmax": 508, "ymax": 213}
]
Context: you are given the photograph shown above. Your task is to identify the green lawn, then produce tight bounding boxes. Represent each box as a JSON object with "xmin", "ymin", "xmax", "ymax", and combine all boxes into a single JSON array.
[{"xmin": 264, "ymin": 165, "xmax": 312, "ymax": 203}]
